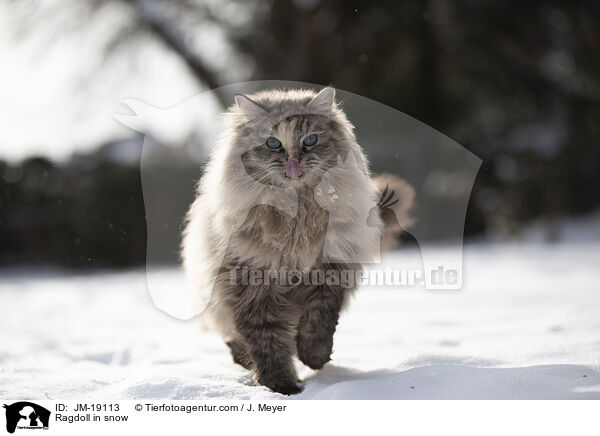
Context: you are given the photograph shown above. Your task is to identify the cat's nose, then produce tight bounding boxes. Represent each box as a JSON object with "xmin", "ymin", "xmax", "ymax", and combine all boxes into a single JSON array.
[{"xmin": 286, "ymin": 146, "xmax": 301, "ymax": 159}]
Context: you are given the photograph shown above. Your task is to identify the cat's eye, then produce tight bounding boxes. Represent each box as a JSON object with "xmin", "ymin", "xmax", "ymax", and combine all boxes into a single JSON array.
[
  {"xmin": 303, "ymin": 134, "xmax": 317, "ymax": 147},
  {"xmin": 266, "ymin": 137, "xmax": 282, "ymax": 149}
]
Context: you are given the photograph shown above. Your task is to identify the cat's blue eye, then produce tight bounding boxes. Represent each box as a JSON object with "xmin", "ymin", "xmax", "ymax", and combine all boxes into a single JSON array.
[
  {"xmin": 303, "ymin": 134, "xmax": 317, "ymax": 146},
  {"xmin": 266, "ymin": 137, "xmax": 282, "ymax": 149}
]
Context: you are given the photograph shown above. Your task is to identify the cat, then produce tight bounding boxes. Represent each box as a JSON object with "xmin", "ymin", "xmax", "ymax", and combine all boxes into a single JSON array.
[{"xmin": 182, "ymin": 87, "xmax": 413, "ymax": 394}]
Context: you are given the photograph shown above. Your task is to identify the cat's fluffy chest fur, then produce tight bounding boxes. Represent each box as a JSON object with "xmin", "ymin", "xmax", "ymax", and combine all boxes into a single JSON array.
[{"xmin": 233, "ymin": 188, "xmax": 331, "ymax": 270}]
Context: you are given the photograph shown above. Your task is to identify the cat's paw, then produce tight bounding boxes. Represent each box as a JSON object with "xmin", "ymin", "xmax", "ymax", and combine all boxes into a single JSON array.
[
  {"xmin": 297, "ymin": 335, "xmax": 333, "ymax": 370},
  {"xmin": 256, "ymin": 373, "xmax": 304, "ymax": 395},
  {"xmin": 268, "ymin": 380, "xmax": 304, "ymax": 396}
]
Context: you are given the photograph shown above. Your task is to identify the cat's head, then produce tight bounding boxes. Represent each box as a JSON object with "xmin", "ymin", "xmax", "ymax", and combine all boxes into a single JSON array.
[{"xmin": 231, "ymin": 87, "xmax": 352, "ymax": 188}]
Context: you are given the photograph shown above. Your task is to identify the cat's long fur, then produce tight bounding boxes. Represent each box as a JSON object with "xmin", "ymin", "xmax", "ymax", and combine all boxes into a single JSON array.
[{"xmin": 182, "ymin": 87, "xmax": 412, "ymax": 394}]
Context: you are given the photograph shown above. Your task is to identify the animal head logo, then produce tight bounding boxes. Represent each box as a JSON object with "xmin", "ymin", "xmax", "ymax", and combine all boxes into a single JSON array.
[
  {"xmin": 3, "ymin": 402, "xmax": 50, "ymax": 434},
  {"xmin": 115, "ymin": 80, "xmax": 481, "ymax": 320}
]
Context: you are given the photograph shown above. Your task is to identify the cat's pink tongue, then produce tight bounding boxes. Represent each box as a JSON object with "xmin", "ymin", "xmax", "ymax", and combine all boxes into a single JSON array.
[{"xmin": 285, "ymin": 157, "xmax": 302, "ymax": 179}]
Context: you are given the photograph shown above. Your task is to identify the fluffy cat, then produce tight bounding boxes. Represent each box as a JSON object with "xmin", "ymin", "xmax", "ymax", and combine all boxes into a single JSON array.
[{"xmin": 182, "ymin": 87, "xmax": 413, "ymax": 394}]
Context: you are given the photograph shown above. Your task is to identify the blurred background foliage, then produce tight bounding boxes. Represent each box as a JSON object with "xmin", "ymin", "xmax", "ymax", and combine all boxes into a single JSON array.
[{"xmin": 1, "ymin": 0, "xmax": 599, "ymax": 268}]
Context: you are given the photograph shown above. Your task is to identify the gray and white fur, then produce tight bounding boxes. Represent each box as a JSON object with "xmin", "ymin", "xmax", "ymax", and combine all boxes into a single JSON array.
[{"xmin": 182, "ymin": 87, "xmax": 413, "ymax": 394}]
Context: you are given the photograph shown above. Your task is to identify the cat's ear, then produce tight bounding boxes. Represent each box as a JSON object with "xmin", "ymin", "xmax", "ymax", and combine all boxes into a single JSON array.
[
  {"xmin": 234, "ymin": 94, "xmax": 266, "ymax": 118},
  {"xmin": 307, "ymin": 87, "xmax": 336, "ymax": 112}
]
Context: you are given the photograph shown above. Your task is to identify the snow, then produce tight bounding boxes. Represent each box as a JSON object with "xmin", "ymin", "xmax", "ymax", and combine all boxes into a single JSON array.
[{"xmin": 1, "ymin": 241, "xmax": 600, "ymax": 400}]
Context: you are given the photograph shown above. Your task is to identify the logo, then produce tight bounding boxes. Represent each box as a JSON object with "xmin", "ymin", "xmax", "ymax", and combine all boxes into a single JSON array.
[
  {"xmin": 3, "ymin": 402, "xmax": 50, "ymax": 434},
  {"xmin": 116, "ymin": 81, "xmax": 482, "ymax": 320}
]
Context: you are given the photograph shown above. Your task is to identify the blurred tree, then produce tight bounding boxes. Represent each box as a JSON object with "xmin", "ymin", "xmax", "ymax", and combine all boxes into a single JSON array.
[{"xmin": 2, "ymin": 0, "xmax": 600, "ymax": 267}]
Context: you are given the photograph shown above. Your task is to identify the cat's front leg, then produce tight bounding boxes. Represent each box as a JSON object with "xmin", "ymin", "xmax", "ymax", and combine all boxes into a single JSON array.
[
  {"xmin": 232, "ymin": 286, "xmax": 302, "ymax": 395},
  {"xmin": 296, "ymin": 263, "xmax": 351, "ymax": 370}
]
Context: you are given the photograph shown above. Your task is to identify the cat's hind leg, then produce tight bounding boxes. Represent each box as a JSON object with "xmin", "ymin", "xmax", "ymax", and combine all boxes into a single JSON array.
[{"xmin": 225, "ymin": 338, "xmax": 253, "ymax": 370}]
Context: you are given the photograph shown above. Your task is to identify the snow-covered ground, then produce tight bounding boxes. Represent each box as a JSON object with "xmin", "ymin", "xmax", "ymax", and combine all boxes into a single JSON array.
[{"xmin": 1, "ymin": 241, "xmax": 600, "ymax": 400}]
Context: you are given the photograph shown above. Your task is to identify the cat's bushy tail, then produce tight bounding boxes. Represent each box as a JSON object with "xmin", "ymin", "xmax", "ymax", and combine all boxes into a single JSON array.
[{"xmin": 372, "ymin": 173, "xmax": 415, "ymax": 250}]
